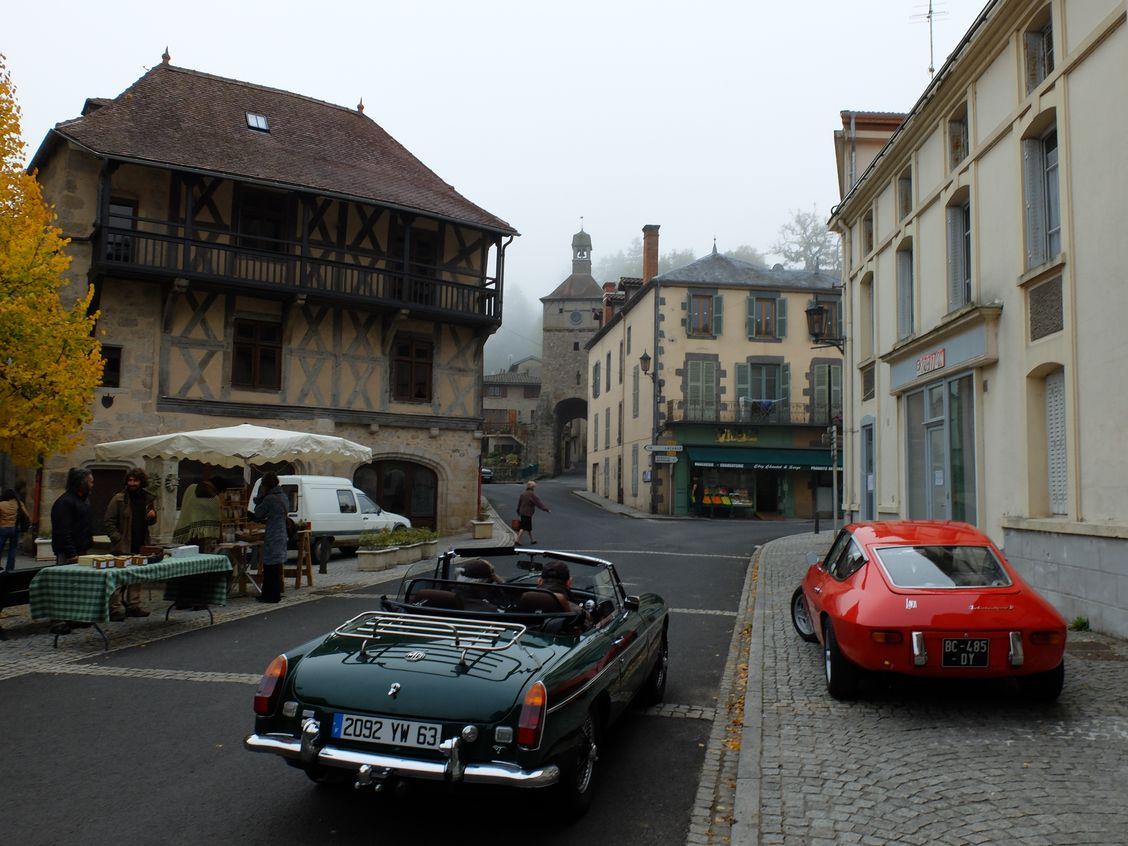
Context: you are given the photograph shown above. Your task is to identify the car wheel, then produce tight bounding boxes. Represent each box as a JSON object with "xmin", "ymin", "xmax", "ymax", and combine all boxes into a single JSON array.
[
  {"xmin": 555, "ymin": 708, "xmax": 600, "ymax": 818},
  {"xmin": 393, "ymin": 523, "xmax": 407, "ymax": 532},
  {"xmin": 1016, "ymin": 661, "xmax": 1064, "ymax": 703},
  {"xmin": 790, "ymin": 587, "xmax": 818, "ymax": 643},
  {"xmin": 639, "ymin": 632, "xmax": 668, "ymax": 705},
  {"xmin": 823, "ymin": 620, "xmax": 860, "ymax": 700}
]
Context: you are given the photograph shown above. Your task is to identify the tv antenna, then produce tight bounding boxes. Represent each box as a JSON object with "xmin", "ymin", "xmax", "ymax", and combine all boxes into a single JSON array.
[{"xmin": 912, "ymin": 1, "xmax": 949, "ymax": 80}]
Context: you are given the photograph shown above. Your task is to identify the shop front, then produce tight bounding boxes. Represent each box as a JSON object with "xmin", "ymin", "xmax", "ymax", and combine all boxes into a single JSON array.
[{"xmin": 685, "ymin": 446, "xmax": 836, "ymax": 519}]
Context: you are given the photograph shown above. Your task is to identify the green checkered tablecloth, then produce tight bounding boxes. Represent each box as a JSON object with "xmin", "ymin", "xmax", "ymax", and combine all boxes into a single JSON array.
[{"xmin": 29, "ymin": 554, "xmax": 233, "ymax": 624}]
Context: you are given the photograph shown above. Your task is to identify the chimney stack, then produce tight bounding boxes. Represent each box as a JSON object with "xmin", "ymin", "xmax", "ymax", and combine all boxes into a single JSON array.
[
  {"xmin": 602, "ymin": 282, "xmax": 616, "ymax": 324},
  {"xmin": 642, "ymin": 224, "xmax": 660, "ymax": 283}
]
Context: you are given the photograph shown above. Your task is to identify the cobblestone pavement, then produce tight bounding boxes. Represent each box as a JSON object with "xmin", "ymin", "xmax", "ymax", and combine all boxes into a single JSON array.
[{"xmin": 733, "ymin": 532, "xmax": 1128, "ymax": 846}]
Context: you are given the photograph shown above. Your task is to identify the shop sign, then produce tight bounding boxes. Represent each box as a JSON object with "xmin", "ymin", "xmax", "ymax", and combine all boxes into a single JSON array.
[
  {"xmin": 644, "ymin": 443, "xmax": 683, "ymax": 452},
  {"xmin": 717, "ymin": 429, "xmax": 758, "ymax": 443},
  {"xmin": 654, "ymin": 455, "xmax": 679, "ymax": 464},
  {"xmin": 915, "ymin": 347, "xmax": 946, "ymax": 377}
]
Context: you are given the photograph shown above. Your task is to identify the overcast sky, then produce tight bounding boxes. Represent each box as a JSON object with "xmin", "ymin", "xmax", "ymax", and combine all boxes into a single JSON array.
[{"xmin": 6, "ymin": 0, "xmax": 986, "ymax": 365}]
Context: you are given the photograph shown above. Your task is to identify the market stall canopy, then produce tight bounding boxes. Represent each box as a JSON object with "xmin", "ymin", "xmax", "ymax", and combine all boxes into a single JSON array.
[{"xmin": 94, "ymin": 423, "xmax": 373, "ymax": 468}]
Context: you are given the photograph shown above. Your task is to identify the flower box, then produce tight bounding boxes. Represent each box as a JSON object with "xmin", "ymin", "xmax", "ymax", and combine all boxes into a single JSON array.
[
  {"xmin": 356, "ymin": 540, "xmax": 439, "ymax": 571},
  {"xmin": 470, "ymin": 519, "xmax": 494, "ymax": 540}
]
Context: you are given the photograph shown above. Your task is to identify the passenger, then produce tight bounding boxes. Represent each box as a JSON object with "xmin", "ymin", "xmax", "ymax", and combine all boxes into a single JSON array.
[{"xmin": 456, "ymin": 558, "xmax": 503, "ymax": 584}]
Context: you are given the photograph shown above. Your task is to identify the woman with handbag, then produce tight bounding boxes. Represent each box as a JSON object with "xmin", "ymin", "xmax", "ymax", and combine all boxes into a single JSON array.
[
  {"xmin": 0, "ymin": 488, "xmax": 33, "ymax": 573},
  {"xmin": 514, "ymin": 480, "xmax": 550, "ymax": 546}
]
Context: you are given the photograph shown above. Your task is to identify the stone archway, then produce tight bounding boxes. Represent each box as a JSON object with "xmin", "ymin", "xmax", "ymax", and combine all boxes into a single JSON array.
[{"xmin": 551, "ymin": 396, "xmax": 587, "ymax": 476}]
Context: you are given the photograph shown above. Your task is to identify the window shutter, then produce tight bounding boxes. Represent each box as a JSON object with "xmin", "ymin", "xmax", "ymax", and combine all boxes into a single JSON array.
[
  {"xmin": 781, "ymin": 363, "xmax": 790, "ymax": 405},
  {"xmin": 687, "ymin": 360, "xmax": 702, "ymax": 417},
  {"xmin": 814, "ymin": 364, "xmax": 829, "ymax": 414},
  {"xmin": 946, "ymin": 205, "xmax": 966, "ymax": 311},
  {"xmin": 1024, "ymin": 31, "xmax": 1044, "ymax": 93},
  {"xmin": 702, "ymin": 360, "xmax": 717, "ymax": 417},
  {"xmin": 1046, "ymin": 370, "xmax": 1067, "ymax": 514},
  {"xmin": 632, "ymin": 366, "xmax": 639, "ymax": 417},
  {"xmin": 831, "ymin": 363, "xmax": 842, "ymax": 411},
  {"xmin": 1023, "ymin": 138, "xmax": 1047, "ymax": 268},
  {"xmin": 777, "ymin": 297, "xmax": 788, "ymax": 338},
  {"xmin": 713, "ymin": 295, "xmax": 724, "ymax": 336},
  {"xmin": 897, "ymin": 250, "xmax": 914, "ymax": 338},
  {"xmin": 746, "ymin": 296, "xmax": 755, "ymax": 338},
  {"xmin": 685, "ymin": 292, "xmax": 693, "ymax": 336},
  {"xmin": 735, "ymin": 362, "xmax": 751, "ymax": 401},
  {"xmin": 594, "ymin": 411, "xmax": 599, "ymax": 450}
]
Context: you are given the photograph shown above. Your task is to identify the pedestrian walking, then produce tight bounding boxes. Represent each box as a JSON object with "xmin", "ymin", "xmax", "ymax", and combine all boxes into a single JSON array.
[
  {"xmin": 515, "ymin": 480, "xmax": 550, "ymax": 545},
  {"xmin": 251, "ymin": 471, "xmax": 287, "ymax": 603},
  {"xmin": 0, "ymin": 488, "xmax": 33, "ymax": 573},
  {"xmin": 103, "ymin": 467, "xmax": 156, "ymax": 620}
]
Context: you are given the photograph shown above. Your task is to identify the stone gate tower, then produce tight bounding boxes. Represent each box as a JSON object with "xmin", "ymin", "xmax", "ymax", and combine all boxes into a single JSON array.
[{"xmin": 533, "ymin": 229, "xmax": 604, "ymax": 476}]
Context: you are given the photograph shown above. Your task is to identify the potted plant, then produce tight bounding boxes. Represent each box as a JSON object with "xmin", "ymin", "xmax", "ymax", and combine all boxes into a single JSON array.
[
  {"xmin": 356, "ymin": 526, "xmax": 439, "ymax": 571},
  {"xmin": 471, "ymin": 500, "xmax": 493, "ymax": 539}
]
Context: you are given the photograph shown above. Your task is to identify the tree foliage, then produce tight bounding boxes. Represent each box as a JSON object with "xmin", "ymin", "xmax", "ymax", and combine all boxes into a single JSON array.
[
  {"xmin": 0, "ymin": 55, "xmax": 102, "ymax": 465},
  {"xmin": 771, "ymin": 207, "xmax": 841, "ymax": 272},
  {"xmin": 593, "ymin": 237, "xmax": 701, "ymax": 283}
]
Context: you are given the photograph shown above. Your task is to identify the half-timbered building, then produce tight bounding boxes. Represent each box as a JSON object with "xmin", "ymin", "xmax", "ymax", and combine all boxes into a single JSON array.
[{"xmin": 28, "ymin": 55, "xmax": 516, "ymax": 539}]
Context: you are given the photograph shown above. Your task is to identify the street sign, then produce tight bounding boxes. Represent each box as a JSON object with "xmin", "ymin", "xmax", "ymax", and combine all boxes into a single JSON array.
[
  {"xmin": 644, "ymin": 444, "xmax": 684, "ymax": 452},
  {"xmin": 653, "ymin": 455, "xmax": 679, "ymax": 464}
]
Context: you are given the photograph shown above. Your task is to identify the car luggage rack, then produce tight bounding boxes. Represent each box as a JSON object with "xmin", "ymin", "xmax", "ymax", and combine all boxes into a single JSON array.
[{"xmin": 336, "ymin": 611, "xmax": 527, "ymax": 664}]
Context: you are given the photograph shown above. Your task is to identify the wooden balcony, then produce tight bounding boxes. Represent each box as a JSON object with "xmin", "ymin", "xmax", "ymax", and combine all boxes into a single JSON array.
[
  {"xmin": 95, "ymin": 219, "xmax": 500, "ymax": 326},
  {"xmin": 665, "ymin": 399, "xmax": 842, "ymax": 427}
]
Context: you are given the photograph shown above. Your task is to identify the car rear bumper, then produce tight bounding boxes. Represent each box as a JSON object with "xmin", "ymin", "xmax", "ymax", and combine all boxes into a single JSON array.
[{"xmin": 244, "ymin": 727, "xmax": 559, "ymax": 788}]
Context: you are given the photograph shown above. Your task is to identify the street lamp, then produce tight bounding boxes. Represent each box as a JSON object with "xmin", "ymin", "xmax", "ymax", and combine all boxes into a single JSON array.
[{"xmin": 805, "ymin": 302, "xmax": 845, "ymax": 353}]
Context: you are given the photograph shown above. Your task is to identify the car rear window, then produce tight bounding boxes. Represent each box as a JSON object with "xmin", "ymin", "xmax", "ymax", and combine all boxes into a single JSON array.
[{"xmin": 875, "ymin": 545, "xmax": 1013, "ymax": 589}]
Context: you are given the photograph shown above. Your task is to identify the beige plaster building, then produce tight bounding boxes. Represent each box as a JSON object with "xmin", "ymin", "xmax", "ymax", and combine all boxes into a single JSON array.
[
  {"xmin": 25, "ymin": 57, "xmax": 516, "ymax": 540},
  {"xmin": 829, "ymin": 0, "xmax": 1128, "ymax": 635},
  {"xmin": 586, "ymin": 226, "xmax": 842, "ymax": 517}
]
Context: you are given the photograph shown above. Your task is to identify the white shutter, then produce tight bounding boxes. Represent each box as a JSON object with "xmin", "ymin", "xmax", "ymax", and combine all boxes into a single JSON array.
[
  {"xmin": 1045, "ymin": 370, "xmax": 1067, "ymax": 514},
  {"xmin": 1023, "ymin": 138, "xmax": 1047, "ymax": 268},
  {"xmin": 946, "ymin": 205, "xmax": 966, "ymax": 311},
  {"xmin": 897, "ymin": 250, "xmax": 914, "ymax": 338}
]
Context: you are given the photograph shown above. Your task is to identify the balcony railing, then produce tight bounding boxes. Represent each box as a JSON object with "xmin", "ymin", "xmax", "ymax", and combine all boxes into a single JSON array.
[
  {"xmin": 96, "ymin": 218, "xmax": 499, "ymax": 324},
  {"xmin": 665, "ymin": 399, "xmax": 843, "ymax": 427}
]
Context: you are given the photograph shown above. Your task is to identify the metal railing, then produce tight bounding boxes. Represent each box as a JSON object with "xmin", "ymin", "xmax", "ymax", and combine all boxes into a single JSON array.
[{"xmin": 665, "ymin": 399, "xmax": 843, "ymax": 426}]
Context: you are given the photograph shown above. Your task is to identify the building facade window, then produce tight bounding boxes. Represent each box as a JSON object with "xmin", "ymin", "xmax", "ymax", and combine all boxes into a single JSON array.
[
  {"xmin": 813, "ymin": 363, "xmax": 842, "ymax": 423},
  {"xmin": 947, "ymin": 200, "xmax": 972, "ymax": 311},
  {"xmin": 105, "ymin": 199, "xmax": 137, "ymax": 262},
  {"xmin": 897, "ymin": 245, "xmax": 914, "ymax": 339},
  {"xmin": 237, "ymin": 186, "xmax": 289, "ymax": 253},
  {"xmin": 391, "ymin": 337, "xmax": 433, "ymax": 402},
  {"xmin": 859, "ymin": 273, "xmax": 874, "ymax": 359},
  {"xmin": 606, "ymin": 351, "xmax": 612, "ymax": 387},
  {"xmin": 100, "ymin": 346, "xmax": 123, "ymax": 388},
  {"xmin": 897, "ymin": 166, "xmax": 913, "ymax": 220},
  {"xmin": 617, "ymin": 401, "xmax": 622, "ymax": 445},
  {"xmin": 631, "ymin": 443, "xmax": 639, "ymax": 497},
  {"xmin": 593, "ymin": 411, "xmax": 599, "ymax": 451},
  {"xmin": 523, "ymin": 385, "xmax": 540, "ymax": 399},
  {"xmin": 905, "ymin": 372, "xmax": 977, "ymax": 523},
  {"xmin": 232, "ymin": 318, "xmax": 282, "ymax": 390},
  {"xmin": 604, "ymin": 407, "xmax": 611, "ymax": 448},
  {"xmin": 1045, "ymin": 368, "xmax": 1067, "ymax": 514},
  {"xmin": 746, "ymin": 296, "xmax": 787, "ymax": 339},
  {"xmin": 688, "ymin": 293, "xmax": 723, "ymax": 337},
  {"xmin": 632, "ymin": 365, "xmax": 640, "ymax": 418},
  {"xmin": 1024, "ymin": 11, "xmax": 1055, "ymax": 93},
  {"xmin": 861, "ymin": 209, "xmax": 874, "ymax": 255},
  {"xmin": 486, "ymin": 385, "xmax": 504, "ymax": 397},
  {"xmin": 735, "ymin": 362, "xmax": 781, "ymax": 402},
  {"xmin": 949, "ymin": 103, "xmax": 969, "ymax": 168},
  {"xmin": 592, "ymin": 361, "xmax": 601, "ymax": 398},
  {"xmin": 686, "ymin": 359, "xmax": 718, "ymax": 420},
  {"xmin": 1023, "ymin": 126, "xmax": 1061, "ymax": 268}
]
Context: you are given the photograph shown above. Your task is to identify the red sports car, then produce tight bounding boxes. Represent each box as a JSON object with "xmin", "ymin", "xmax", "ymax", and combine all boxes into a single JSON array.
[{"xmin": 790, "ymin": 521, "xmax": 1067, "ymax": 701}]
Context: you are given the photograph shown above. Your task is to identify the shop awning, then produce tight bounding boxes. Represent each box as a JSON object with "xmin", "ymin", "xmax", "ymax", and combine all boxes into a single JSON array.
[{"xmin": 686, "ymin": 447, "xmax": 838, "ymax": 472}]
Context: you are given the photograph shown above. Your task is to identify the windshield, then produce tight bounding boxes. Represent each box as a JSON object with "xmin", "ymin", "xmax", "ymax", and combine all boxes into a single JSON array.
[{"xmin": 875, "ymin": 544, "xmax": 1013, "ymax": 589}]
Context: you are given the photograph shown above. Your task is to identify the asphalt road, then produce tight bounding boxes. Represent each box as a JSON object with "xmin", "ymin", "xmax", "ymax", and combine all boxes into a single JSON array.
[{"xmin": 1, "ymin": 473, "xmax": 811, "ymax": 846}]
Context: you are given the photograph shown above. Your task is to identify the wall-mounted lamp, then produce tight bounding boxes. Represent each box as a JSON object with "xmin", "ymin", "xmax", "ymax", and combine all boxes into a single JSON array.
[
  {"xmin": 639, "ymin": 350, "xmax": 654, "ymax": 380},
  {"xmin": 805, "ymin": 303, "xmax": 845, "ymax": 353}
]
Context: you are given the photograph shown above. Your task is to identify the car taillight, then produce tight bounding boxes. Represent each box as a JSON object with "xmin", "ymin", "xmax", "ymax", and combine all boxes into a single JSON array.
[
  {"xmin": 254, "ymin": 654, "xmax": 288, "ymax": 715},
  {"xmin": 517, "ymin": 681, "xmax": 547, "ymax": 750},
  {"xmin": 870, "ymin": 630, "xmax": 904, "ymax": 644},
  {"xmin": 1030, "ymin": 631, "xmax": 1064, "ymax": 645}
]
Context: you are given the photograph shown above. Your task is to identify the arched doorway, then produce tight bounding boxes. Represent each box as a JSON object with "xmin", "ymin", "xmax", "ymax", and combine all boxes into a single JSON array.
[
  {"xmin": 552, "ymin": 396, "xmax": 587, "ymax": 475},
  {"xmin": 355, "ymin": 461, "xmax": 437, "ymax": 530}
]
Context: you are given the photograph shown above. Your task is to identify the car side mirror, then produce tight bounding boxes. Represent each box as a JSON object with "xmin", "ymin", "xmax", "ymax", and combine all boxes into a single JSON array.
[
  {"xmin": 624, "ymin": 595, "xmax": 640, "ymax": 611},
  {"xmin": 806, "ymin": 552, "xmax": 822, "ymax": 569}
]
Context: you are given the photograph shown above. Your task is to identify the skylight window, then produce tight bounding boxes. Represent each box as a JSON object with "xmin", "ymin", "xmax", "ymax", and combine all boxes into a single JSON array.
[{"xmin": 245, "ymin": 112, "xmax": 270, "ymax": 132}]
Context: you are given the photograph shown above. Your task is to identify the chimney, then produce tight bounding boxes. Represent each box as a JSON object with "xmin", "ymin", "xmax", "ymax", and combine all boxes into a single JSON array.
[
  {"xmin": 642, "ymin": 224, "xmax": 660, "ymax": 283},
  {"xmin": 602, "ymin": 282, "xmax": 616, "ymax": 324}
]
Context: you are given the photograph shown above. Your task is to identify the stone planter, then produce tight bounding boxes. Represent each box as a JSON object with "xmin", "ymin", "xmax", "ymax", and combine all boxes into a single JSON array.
[
  {"xmin": 470, "ymin": 519, "xmax": 494, "ymax": 540},
  {"xmin": 35, "ymin": 537, "xmax": 54, "ymax": 561},
  {"xmin": 357, "ymin": 540, "xmax": 439, "ymax": 571}
]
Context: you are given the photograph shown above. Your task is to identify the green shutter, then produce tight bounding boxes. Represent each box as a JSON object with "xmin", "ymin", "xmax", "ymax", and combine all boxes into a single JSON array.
[
  {"xmin": 746, "ymin": 296, "xmax": 755, "ymax": 338},
  {"xmin": 736, "ymin": 362, "xmax": 751, "ymax": 401},
  {"xmin": 781, "ymin": 363, "xmax": 790, "ymax": 404},
  {"xmin": 703, "ymin": 360, "xmax": 717, "ymax": 417},
  {"xmin": 777, "ymin": 297, "xmax": 788, "ymax": 338},
  {"xmin": 686, "ymin": 292, "xmax": 693, "ymax": 336},
  {"xmin": 713, "ymin": 295, "xmax": 724, "ymax": 336}
]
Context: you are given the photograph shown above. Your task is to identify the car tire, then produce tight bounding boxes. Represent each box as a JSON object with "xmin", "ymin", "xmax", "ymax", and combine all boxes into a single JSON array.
[
  {"xmin": 554, "ymin": 708, "xmax": 600, "ymax": 818},
  {"xmin": 790, "ymin": 587, "xmax": 818, "ymax": 643},
  {"xmin": 1016, "ymin": 661, "xmax": 1065, "ymax": 703},
  {"xmin": 823, "ymin": 620, "xmax": 860, "ymax": 700},
  {"xmin": 639, "ymin": 632, "xmax": 668, "ymax": 705}
]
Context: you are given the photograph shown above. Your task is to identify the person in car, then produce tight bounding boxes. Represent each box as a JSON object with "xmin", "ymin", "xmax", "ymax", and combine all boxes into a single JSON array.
[
  {"xmin": 457, "ymin": 558, "xmax": 503, "ymax": 583},
  {"xmin": 537, "ymin": 561, "xmax": 592, "ymax": 632}
]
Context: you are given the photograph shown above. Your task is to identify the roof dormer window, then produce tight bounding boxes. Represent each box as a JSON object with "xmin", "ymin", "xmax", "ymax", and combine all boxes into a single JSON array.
[{"xmin": 245, "ymin": 112, "xmax": 270, "ymax": 132}]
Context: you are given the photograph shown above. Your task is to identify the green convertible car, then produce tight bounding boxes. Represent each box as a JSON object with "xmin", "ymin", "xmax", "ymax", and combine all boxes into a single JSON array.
[{"xmin": 244, "ymin": 545, "xmax": 669, "ymax": 816}]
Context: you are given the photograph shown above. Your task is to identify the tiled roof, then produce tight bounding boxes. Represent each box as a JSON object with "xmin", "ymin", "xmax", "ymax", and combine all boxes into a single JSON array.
[
  {"xmin": 651, "ymin": 250, "xmax": 839, "ymax": 290},
  {"xmin": 484, "ymin": 372, "xmax": 541, "ymax": 386},
  {"xmin": 43, "ymin": 64, "xmax": 516, "ymax": 235},
  {"xmin": 542, "ymin": 272, "xmax": 603, "ymax": 301}
]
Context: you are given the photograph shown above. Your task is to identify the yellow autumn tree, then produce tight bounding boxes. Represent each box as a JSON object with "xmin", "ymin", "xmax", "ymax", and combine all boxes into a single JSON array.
[{"xmin": 0, "ymin": 54, "xmax": 102, "ymax": 466}]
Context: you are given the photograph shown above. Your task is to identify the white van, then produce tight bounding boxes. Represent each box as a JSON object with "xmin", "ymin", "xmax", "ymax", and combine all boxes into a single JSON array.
[{"xmin": 248, "ymin": 475, "xmax": 411, "ymax": 566}]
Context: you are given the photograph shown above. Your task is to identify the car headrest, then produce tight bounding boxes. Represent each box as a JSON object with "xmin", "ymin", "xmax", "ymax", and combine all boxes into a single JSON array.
[
  {"xmin": 412, "ymin": 589, "xmax": 464, "ymax": 610},
  {"xmin": 516, "ymin": 589, "xmax": 565, "ymax": 614}
]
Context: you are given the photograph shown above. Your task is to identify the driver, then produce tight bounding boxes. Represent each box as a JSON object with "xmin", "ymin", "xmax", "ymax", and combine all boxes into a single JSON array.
[{"xmin": 538, "ymin": 561, "xmax": 591, "ymax": 631}]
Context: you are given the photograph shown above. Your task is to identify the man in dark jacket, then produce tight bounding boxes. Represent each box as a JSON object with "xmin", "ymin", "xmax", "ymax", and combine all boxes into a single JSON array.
[
  {"xmin": 104, "ymin": 467, "xmax": 157, "ymax": 620},
  {"xmin": 51, "ymin": 467, "xmax": 95, "ymax": 564}
]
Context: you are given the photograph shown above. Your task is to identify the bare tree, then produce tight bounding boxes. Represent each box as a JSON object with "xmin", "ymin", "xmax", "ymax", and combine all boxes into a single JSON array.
[
  {"xmin": 724, "ymin": 244, "xmax": 768, "ymax": 267},
  {"xmin": 772, "ymin": 207, "xmax": 841, "ymax": 272}
]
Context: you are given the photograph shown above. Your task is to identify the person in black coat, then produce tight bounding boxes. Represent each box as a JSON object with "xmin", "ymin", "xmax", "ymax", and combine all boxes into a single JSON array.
[{"xmin": 51, "ymin": 468, "xmax": 94, "ymax": 564}]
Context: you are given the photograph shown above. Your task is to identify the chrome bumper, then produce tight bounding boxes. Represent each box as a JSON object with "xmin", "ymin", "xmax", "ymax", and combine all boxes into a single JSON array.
[{"xmin": 244, "ymin": 718, "xmax": 559, "ymax": 788}]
